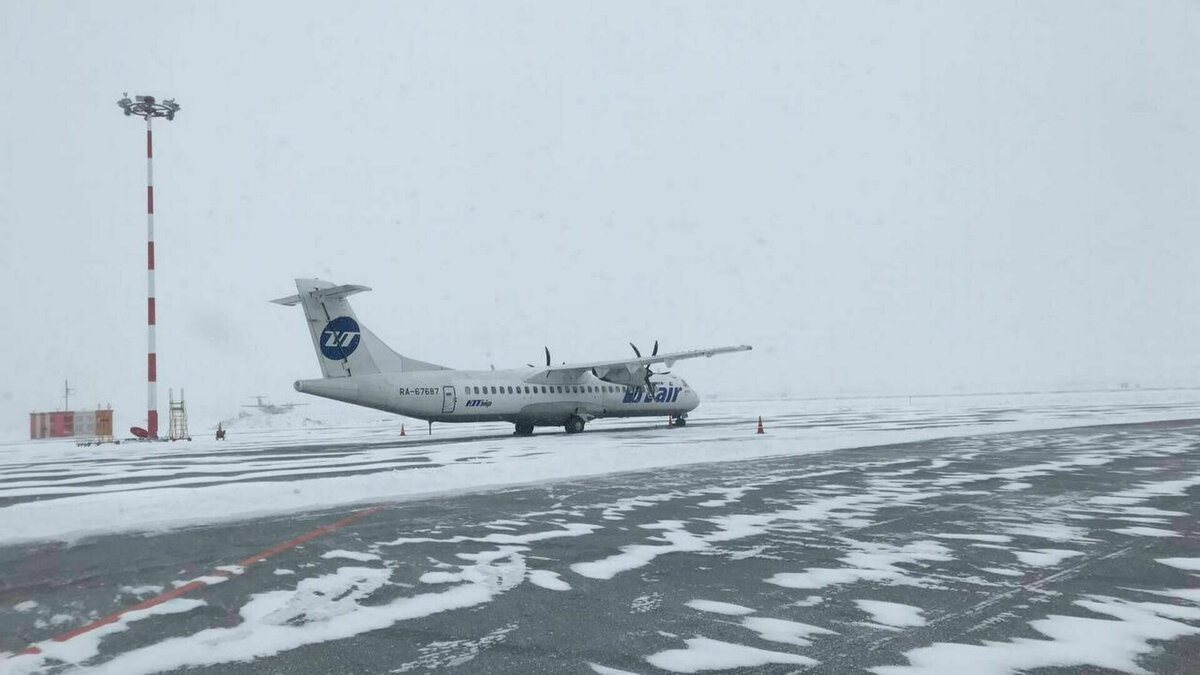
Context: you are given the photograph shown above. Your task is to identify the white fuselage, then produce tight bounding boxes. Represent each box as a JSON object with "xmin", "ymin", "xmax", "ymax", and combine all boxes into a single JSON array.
[{"xmin": 294, "ymin": 368, "xmax": 699, "ymax": 426}]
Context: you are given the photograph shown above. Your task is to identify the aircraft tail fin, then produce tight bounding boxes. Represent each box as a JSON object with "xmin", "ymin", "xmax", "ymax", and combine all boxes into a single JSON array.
[{"xmin": 273, "ymin": 278, "xmax": 449, "ymax": 378}]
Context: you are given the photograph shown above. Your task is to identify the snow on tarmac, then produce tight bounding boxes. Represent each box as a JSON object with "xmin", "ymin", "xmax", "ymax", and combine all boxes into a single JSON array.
[
  {"xmin": 59, "ymin": 554, "xmax": 527, "ymax": 675},
  {"xmin": 855, "ymin": 600, "xmax": 927, "ymax": 628},
  {"xmin": 645, "ymin": 636, "xmax": 818, "ymax": 672},
  {"xmin": 3, "ymin": 392, "xmax": 1199, "ymax": 673},
  {"xmin": 1157, "ymin": 557, "xmax": 1200, "ymax": 571},
  {"xmin": 871, "ymin": 595, "xmax": 1200, "ymax": 675},
  {"xmin": 10, "ymin": 599, "xmax": 206, "ymax": 672},
  {"xmin": 685, "ymin": 599, "xmax": 756, "ymax": 616},
  {"xmin": 2, "ymin": 392, "xmax": 1199, "ymax": 546},
  {"xmin": 1011, "ymin": 549, "xmax": 1084, "ymax": 567}
]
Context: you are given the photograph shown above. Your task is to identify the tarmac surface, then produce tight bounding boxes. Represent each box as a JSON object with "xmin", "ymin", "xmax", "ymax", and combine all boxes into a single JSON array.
[{"xmin": 2, "ymin": 418, "xmax": 1198, "ymax": 674}]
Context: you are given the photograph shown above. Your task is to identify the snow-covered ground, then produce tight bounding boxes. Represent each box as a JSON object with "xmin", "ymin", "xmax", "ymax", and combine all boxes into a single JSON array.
[{"xmin": 1, "ymin": 389, "xmax": 1198, "ymax": 547}]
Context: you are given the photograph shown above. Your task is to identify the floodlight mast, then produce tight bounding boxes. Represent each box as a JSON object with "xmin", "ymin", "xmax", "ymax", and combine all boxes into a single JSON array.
[{"xmin": 116, "ymin": 93, "xmax": 181, "ymax": 438}]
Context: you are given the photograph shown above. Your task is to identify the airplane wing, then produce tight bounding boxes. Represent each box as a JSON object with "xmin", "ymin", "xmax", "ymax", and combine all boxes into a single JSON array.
[{"xmin": 524, "ymin": 344, "xmax": 751, "ymax": 386}]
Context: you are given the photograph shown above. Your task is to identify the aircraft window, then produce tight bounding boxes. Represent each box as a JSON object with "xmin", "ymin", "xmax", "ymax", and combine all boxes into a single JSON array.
[
  {"xmin": 473, "ymin": 386, "xmax": 480, "ymax": 394},
  {"xmin": 541, "ymin": 386, "xmax": 547, "ymax": 394},
  {"xmin": 490, "ymin": 386, "xmax": 497, "ymax": 394},
  {"xmin": 556, "ymin": 386, "xmax": 563, "ymax": 393}
]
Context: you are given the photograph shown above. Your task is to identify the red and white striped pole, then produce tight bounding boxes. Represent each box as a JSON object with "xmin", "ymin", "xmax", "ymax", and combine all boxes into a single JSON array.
[
  {"xmin": 118, "ymin": 94, "xmax": 178, "ymax": 439},
  {"xmin": 146, "ymin": 115, "xmax": 158, "ymax": 438}
]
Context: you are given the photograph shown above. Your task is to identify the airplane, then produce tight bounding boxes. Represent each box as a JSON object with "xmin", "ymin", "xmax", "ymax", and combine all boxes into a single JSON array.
[
  {"xmin": 272, "ymin": 279, "xmax": 751, "ymax": 435},
  {"xmin": 242, "ymin": 395, "xmax": 308, "ymax": 416}
]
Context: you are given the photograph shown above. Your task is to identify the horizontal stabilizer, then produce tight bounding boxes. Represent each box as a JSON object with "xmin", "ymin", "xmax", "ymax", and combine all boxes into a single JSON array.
[
  {"xmin": 270, "ymin": 294, "xmax": 301, "ymax": 306},
  {"xmin": 311, "ymin": 284, "xmax": 372, "ymax": 300}
]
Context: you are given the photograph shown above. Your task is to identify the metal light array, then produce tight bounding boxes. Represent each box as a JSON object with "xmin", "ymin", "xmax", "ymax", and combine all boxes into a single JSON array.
[
  {"xmin": 117, "ymin": 93, "xmax": 180, "ymax": 438},
  {"xmin": 117, "ymin": 94, "xmax": 180, "ymax": 120}
]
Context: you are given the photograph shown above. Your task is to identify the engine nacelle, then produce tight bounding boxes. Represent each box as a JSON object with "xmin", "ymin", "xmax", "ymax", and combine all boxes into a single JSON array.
[{"xmin": 593, "ymin": 365, "xmax": 649, "ymax": 389}]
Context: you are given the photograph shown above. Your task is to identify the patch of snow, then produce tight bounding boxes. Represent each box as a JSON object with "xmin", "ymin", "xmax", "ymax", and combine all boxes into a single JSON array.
[
  {"xmin": 321, "ymin": 550, "xmax": 381, "ymax": 562},
  {"xmin": 856, "ymin": 600, "xmax": 926, "ymax": 628},
  {"xmin": 872, "ymin": 595, "xmax": 1200, "ymax": 675},
  {"xmin": 1004, "ymin": 523, "xmax": 1091, "ymax": 543},
  {"xmin": 684, "ymin": 599, "xmax": 756, "ymax": 616},
  {"xmin": 741, "ymin": 616, "xmax": 836, "ymax": 646},
  {"xmin": 572, "ymin": 521, "xmax": 707, "ymax": 580},
  {"xmin": 1012, "ymin": 549, "xmax": 1083, "ymax": 567},
  {"xmin": 1156, "ymin": 557, "xmax": 1200, "ymax": 571},
  {"xmin": 645, "ymin": 637, "xmax": 817, "ymax": 672},
  {"xmin": 383, "ymin": 522, "xmax": 601, "ymax": 547},
  {"xmin": 527, "ymin": 570, "xmax": 570, "ymax": 591},
  {"xmin": 273, "ymin": 569, "xmax": 295, "ymax": 576},
  {"xmin": 13, "ymin": 600, "xmax": 37, "ymax": 612},
  {"xmin": 931, "ymin": 533, "xmax": 1012, "ymax": 544},
  {"xmin": 7, "ymin": 599, "xmax": 205, "ymax": 670},
  {"xmin": 119, "ymin": 585, "xmax": 164, "ymax": 596},
  {"xmin": 998, "ymin": 482, "xmax": 1032, "ymax": 491},
  {"xmin": 980, "ymin": 567, "xmax": 1023, "ymax": 577},
  {"xmin": 392, "ymin": 622, "xmax": 516, "ymax": 672},
  {"xmin": 1110, "ymin": 526, "xmax": 1179, "ymax": 538},
  {"xmin": 588, "ymin": 663, "xmax": 642, "ymax": 675},
  {"xmin": 75, "ymin": 550, "xmax": 527, "ymax": 675}
]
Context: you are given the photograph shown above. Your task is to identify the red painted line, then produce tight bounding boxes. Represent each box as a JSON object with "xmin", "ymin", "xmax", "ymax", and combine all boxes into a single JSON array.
[
  {"xmin": 146, "ymin": 129, "xmax": 153, "ymax": 158},
  {"xmin": 147, "ymin": 185, "xmax": 154, "ymax": 214},
  {"xmin": 147, "ymin": 241, "xmax": 155, "ymax": 270},
  {"xmin": 148, "ymin": 297, "xmax": 156, "ymax": 324},
  {"xmin": 236, "ymin": 505, "xmax": 382, "ymax": 567},
  {"xmin": 11, "ymin": 504, "xmax": 384, "ymax": 658},
  {"xmin": 148, "ymin": 353, "xmax": 156, "ymax": 381}
]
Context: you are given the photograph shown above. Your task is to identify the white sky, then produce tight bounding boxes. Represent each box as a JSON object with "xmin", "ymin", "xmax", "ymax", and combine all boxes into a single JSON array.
[{"xmin": 1, "ymin": 1, "xmax": 1198, "ymax": 435}]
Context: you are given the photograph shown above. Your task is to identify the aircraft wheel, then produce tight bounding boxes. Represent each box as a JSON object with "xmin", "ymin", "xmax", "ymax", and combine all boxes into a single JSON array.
[
  {"xmin": 564, "ymin": 415, "xmax": 586, "ymax": 434},
  {"xmin": 514, "ymin": 422, "xmax": 534, "ymax": 436},
  {"xmin": 674, "ymin": 416, "xmax": 687, "ymax": 427}
]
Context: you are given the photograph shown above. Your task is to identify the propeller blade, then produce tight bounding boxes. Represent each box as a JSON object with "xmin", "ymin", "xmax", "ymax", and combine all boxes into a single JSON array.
[
  {"xmin": 545, "ymin": 347, "xmax": 551, "ymax": 366},
  {"xmin": 630, "ymin": 342, "xmax": 641, "ymax": 358},
  {"xmin": 652, "ymin": 340, "xmax": 659, "ymax": 356}
]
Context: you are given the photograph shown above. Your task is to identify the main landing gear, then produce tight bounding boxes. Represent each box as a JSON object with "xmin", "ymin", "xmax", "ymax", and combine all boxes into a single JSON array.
[
  {"xmin": 514, "ymin": 422, "xmax": 535, "ymax": 436},
  {"xmin": 564, "ymin": 415, "xmax": 586, "ymax": 434}
]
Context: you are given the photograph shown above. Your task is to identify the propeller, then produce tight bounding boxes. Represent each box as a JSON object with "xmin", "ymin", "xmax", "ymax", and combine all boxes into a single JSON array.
[
  {"xmin": 630, "ymin": 341, "xmax": 660, "ymax": 358},
  {"xmin": 545, "ymin": 346, "xmax": 551, "ymax": 367},
  {"xmin": 630, "ymin": 340, "xmax": 668, "ymax": 393}
]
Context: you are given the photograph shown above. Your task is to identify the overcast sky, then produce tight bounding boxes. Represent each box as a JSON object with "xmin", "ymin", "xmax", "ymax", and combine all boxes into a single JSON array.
[{"xmin": 1, "ymin": 1, "xmax": 1197, "ymax": 437}]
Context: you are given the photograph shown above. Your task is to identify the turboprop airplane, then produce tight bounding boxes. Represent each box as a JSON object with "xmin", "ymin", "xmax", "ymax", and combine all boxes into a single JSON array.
[{"xmin": 272, "ymin": 279, "xmax": 751, "ymax": 435}]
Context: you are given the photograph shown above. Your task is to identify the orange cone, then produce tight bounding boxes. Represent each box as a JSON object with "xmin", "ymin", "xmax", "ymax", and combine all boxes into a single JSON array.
[
  {"xmin": 757, "ymin": 416, "xmax": 765, "ymax": 434},
  {"xmin": 400, "ymin": 424, "xmax": 406, "ymax": 437}
]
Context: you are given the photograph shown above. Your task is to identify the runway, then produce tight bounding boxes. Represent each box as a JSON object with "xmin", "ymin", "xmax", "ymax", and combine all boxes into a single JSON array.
[{"xmin": 2, "ymin": 416, "xmax": 1197, "ymax": 674}]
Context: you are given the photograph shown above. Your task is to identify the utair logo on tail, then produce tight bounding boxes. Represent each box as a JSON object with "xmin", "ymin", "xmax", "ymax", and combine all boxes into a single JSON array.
[{"xmin": 319, "ymin": 316, "xmax": 361, "ymax": 360}]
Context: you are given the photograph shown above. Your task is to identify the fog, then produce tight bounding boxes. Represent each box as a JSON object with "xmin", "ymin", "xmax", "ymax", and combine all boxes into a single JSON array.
[{"xmin": 1, "ymin": 1, "xmax": 1197, "ymax": 437}]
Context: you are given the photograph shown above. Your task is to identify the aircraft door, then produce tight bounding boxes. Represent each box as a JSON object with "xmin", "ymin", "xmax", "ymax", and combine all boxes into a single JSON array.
[{"xmin": 442, "ymin": 386, "xmax": 456, "ymax": 413}]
